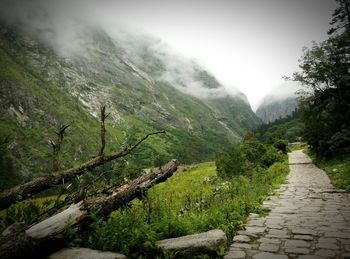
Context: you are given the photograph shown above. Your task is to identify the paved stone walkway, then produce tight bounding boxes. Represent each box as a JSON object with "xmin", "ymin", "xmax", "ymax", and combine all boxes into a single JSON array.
[{"xmin": 225, "ymin": 150, "xmax": 350, "ymax": 259}]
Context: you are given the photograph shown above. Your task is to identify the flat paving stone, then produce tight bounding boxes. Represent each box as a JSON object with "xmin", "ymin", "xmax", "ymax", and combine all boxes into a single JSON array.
[
  {"xmin": 231, "ymin": 243, "xmax": 258, "ymax": 249},
  {"xmin": 253, "ymin": 252, "xmax": 288, "ymax": 259},
  {"xmin": 316, "ymin": 242, "xmax": 339, "ymax": 250},
  {"xmin": 291, "ymin": 229, "xmax": 316, "ymax": 236},
  {"xmin": 315, "ymin": 249, "xmax": 337, "ymax": 257},
  {"xmin": 237, "ymin": 230, "xmax": 258, "ymax": 238},
  {"xmin": 258, "ymin": 237, "xmax": 281, "ymax": 244},
  {"xmin": 341, "ymin": 239, "xmax": 350, "ymax": 244},
  {"xmin": 245, "ymin": 226, "xmax": 266, "ymax": 234},
  {"xmin": 225, "ymin": 151, "xmax": 350, "ymax": 258},
  {"xmin": 259, "ymin": 243, "xmax": 279, "ymax": 252},
  {"xmin": 297, "ymin": 256, "xmax": 326, "ymax": 259},
  {"xmin": 233, "ymin": 235, "xmax": 250, "ymax": 243},
  {"xmin": 284, "ymin": 240, "xmax": 311, "ymax": 248},
  {"xmin": 325, "ymin": 232, "xmax": 350, "ymax": 239},
  {"xmin": 247, "ymin": 219, "xmax": 266, "ymax": 227},
  {"xmin": 224, "ymin": 249, "xmax": 246, "ymax": 259},
  {"xmin": 293, "ymin": 235, "xmax": 314, "ymax": 241},
  {"xmin": 284, "ymin": 248, "xmax": 310, "ymax": 254},
  {"xmin": 317, "ymin": 238, "xmax": 337, "ymax": 243}
]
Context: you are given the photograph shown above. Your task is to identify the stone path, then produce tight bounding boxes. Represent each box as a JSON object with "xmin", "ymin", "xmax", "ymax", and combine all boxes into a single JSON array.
[{"xmin": 225, "ymin": 150, "xmax": 350, "ymax": 259}]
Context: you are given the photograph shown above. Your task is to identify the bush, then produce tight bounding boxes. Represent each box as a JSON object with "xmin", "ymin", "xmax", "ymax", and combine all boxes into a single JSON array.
[
  {"xmin": 216, "ymin": 144, "xmax": 249, "ymax": 178},
  {"xmin": 261, "ymin": 145, "xmax": 283, "ymax": 167},
  {"xmin": 273, "ymin": 139, "xmax": 288, "ymax": 154},
  {"xmin": 216, "ymin": 135, "xmax": 284, "ymax": 179}
]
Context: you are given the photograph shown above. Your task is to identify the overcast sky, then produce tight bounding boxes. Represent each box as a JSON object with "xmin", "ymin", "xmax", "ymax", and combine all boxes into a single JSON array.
[
  {"xmin": 0, "ymin": 0, "xmax": 337, "ymax": 110},
  {"xmin": 101, "ymin": 0, "xmax": 336, "ymax": 109}
]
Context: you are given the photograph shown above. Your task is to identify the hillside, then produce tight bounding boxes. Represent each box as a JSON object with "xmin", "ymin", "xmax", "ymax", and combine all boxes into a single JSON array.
[
  {"xmin": 0, "ymin": 23, "xmax": 260, "ymax": 188},
  {"xmin": 255, "ymin": 110, "xmax": 304, "ymax": 144},
  {"xmin": 256, "ymin": 96, "xmax": 297, "ymax": 124}
]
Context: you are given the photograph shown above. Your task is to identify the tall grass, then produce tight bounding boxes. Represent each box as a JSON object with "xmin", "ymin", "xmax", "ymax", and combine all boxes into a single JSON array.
[{"xmin": 82, "ymin": 160, "xmax": 289, "ymax": 257}]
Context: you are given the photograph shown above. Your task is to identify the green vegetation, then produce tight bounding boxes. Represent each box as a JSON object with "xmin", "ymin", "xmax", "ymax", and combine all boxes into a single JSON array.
[
  {"xmin": 216, "ymin": 134, "xmax": 284, "ymax": 179},
  {"xmin": 77, "ymin": 144, "xmax": 289, "ymax": 257},
  {"xmin": 0, "ymin": 195, "xmax": 66, "ymax": 232},
  {"xmin": 255, "ymin": 110, "xmax": 304, "ymax": 145},
  {"xmin": 0, "ymin": 25, "xmax": 260, "ymax": 190},
  {"xmin": 290, "ymin": 0, "xmax": 350, "ymax": 159}
]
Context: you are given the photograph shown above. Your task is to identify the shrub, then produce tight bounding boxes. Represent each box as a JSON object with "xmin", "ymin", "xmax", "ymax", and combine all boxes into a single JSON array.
[
  {"xmin": 261, "ymin": 145, "xmax": 283, "ymax": 167},
  {"xmin": 216, "ymin": 136, "xmax": 284, "ymax": 179},
  {"xmin": 216, "ymin": 144, "xmax": 249, "ymax": 178},
  {"xmin": 273, "ymin": 139, "xmax": 288, "ymax": 154}
]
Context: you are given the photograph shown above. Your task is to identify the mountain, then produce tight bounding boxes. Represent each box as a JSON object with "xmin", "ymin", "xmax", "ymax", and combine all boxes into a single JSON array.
[
  {"xmin": 0, "ymin": 22, "xmax": 260, "ymax": 187},
  {"xmin": 256, "ymin": 97, "xmax": 297, "ymax": 123}
]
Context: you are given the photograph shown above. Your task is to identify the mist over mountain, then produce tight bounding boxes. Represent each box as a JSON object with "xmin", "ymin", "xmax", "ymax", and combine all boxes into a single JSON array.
[
  {"xmin": 0, "ymin": 5, "xmax": 259, "ymax": 181},
  {"xmin": 255, "ymin": 82, "xmax": 300, "ymax": 123}
]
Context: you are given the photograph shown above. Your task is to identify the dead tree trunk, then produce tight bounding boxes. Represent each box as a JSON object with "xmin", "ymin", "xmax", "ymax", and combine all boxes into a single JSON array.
[
  {"xmin": 50, "ymin": 125, "xmax": 69, "ymax": 172},
  {"xmin": 98, "ymin": 106, "xmax": 109, "ymax": 156},
  {"xmin": 0, "ymin": 160, "xmax": 178, "ymax": 259},
  {"xmin": 0, "ymin": 131, "xmax": 165, "ymax": 210}
]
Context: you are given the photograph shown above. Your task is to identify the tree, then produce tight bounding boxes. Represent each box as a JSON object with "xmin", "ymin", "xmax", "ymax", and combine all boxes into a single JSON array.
[
  {"xmin": 0, "ymin": 106, "xmax": 166, "ymax": 210},
  {"xmin": 291, "ymin": 0, "xmax": 350, "ymax": 158},
  {"xmin": 328, "ymin": 0, "xmax": 350, "ymax": 35}
]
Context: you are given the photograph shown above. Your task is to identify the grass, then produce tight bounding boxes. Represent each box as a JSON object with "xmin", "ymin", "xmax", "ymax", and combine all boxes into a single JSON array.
[
  {"xmin": 288, "ymin": 142, "xmax": 308, "ymax": 151},
  {"xmin": 305, "ymin": 149, "xmax": 350, "ymax": 192},
  {"xmin": 0, "ymin": 195, "xmax": 66, "ymax": 232},
  {"xmin": 0, "ymin": 157, "xmax": 289, "ymax": 258},
  {"xmin": 81, "ymin": 159, "xmax": 289, "ymax": 257}
]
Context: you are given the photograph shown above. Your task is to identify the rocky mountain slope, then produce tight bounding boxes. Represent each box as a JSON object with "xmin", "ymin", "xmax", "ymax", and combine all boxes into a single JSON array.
[
  {"xmin": 256, "ymin": 96, "xmax": 297, "ymax": 124},
  {"xmin": 0, "ymin": 22, "xmax": 260, "ymax": 187}
]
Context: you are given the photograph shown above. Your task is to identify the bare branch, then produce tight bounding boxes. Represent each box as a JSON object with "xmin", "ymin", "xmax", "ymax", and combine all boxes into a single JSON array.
[
  {"xmin": 0, "ymin": 130, "xmax": 166, "ymax": 210},
  {"xmin": 0, "ymin": 160, "xmax": 178, "ymax": 259}
]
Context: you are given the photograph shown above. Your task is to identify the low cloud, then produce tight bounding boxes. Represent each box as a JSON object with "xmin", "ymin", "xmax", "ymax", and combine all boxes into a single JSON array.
[
  {"xmin": 0, "ymin": 0, "xmax": 242, "ymax": 100},
  {"xmin": 257, "ymin": 81, "xmax": 302, "ymax": 107}
]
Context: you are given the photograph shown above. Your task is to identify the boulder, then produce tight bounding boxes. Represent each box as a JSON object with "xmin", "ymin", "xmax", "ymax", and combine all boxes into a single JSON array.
[
  {"xmin": 48, "ymin": 247, "xmax": 127, "ymax": 259},
  {"xmin": 156, "ymin": 229, "xmax": 227, "ymax": 257}
]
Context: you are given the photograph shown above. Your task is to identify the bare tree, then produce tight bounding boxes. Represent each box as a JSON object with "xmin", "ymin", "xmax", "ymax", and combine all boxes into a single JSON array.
[{"xmin": 49, "ymin": 125, "xmax": 69, "ymax": 172}]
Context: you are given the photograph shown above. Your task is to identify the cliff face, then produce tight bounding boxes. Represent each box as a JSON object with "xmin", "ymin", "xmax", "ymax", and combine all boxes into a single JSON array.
[
  {"xmin": 0, "ymin": 23, "xmax": 260, "ymax": 181},
  {"xmin": 256, "ymin": 97, "xmax": 297, "ymax": 123}
]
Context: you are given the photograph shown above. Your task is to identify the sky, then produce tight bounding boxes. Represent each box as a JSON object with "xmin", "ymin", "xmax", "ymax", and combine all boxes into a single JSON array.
[
  {"xmin": 0, "ymin": 0, "xmax": 337, "ymax": 110},
  {"xmin": 100, "ymin": 0, "xmax": 336, "ymax": 109}
]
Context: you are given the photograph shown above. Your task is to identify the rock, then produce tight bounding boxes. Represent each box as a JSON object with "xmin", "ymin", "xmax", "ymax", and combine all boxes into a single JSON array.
[
  {"xmin": 233, "ymin": 235, "xmax": 250, "ymax": 243},
  {"xmin": 48, "ymin": 247, "xmax": 127, "ymax": 259},
  {"xmin": 156, "ymin": 229, "xmax": 227, "ymax": 257},
  {"xmin": 253, "ymin": 252, "xmax": 288, "ymax": 259},
  {"xmin": 224, "ymin": 249, "xmax": 246, "ymax": 259},
  {"xmin": 259, "ymin": 243, "xmax": 280, "ymax": 252}
]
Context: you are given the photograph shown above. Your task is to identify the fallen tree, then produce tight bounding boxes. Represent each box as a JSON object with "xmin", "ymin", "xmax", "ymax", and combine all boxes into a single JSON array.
[
  {"xmin": 0, "ymin": 159, "xmax": 178, "ymax": 259},
  {"xmin": 0, "ymin": 130, "xmax": 165, "ymax": 211}
]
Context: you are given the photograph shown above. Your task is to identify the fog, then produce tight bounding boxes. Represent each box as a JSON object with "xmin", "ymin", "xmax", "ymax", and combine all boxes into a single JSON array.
[
  {"xmin": 256, "ymin": 82, "xmax": 302, "ymax": 108},
  {"xmin": 0, "ymin": 0, "xmax": 240, "ymax": 100},
  {"xmin": 0, "ymin": 0, "xmax": 336, "ymax": 108}
]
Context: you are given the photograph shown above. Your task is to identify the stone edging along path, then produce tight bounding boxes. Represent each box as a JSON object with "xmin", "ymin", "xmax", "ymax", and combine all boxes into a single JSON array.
[{"xmin": 225, "ymin": 150, "xmax": 350, "ymax": 259}]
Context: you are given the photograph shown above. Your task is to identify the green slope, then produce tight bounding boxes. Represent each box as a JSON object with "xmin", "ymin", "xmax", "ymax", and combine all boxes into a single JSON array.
[{"xmin": 0, "ymin": 24, "xmax": 260, "ymax": 189}]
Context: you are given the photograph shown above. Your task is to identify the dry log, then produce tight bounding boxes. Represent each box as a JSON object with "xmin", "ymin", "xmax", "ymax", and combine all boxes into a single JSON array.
[
  {"xmin": 0, "ymin": 159, "xmax": 178, "ymax": 259},
  {"xmin": 0, "ymin": 130, "xmax": 165, "ymax": 210}
]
